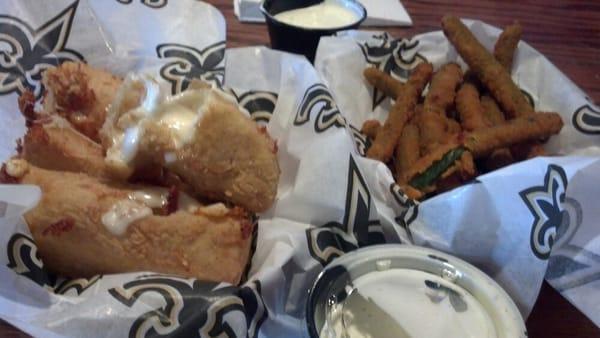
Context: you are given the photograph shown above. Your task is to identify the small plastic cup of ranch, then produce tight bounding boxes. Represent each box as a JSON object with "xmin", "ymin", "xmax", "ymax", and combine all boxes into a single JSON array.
[
  {"xmin": 306, "ymin": 244, "xmax": 527, "ymax": 338},
  {"xmin": 260, "ymin": 0, "xmax": 367, "ymax": 63}
]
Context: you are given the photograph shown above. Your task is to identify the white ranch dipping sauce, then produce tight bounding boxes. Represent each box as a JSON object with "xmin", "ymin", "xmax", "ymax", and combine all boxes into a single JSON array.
[
  {"xmin": 273, "ymin": 0, "xmax": 360, "ymax": 29},
  {"xmin": 320, "ymin": 269, "xmax": 496, "ymax": 338}
]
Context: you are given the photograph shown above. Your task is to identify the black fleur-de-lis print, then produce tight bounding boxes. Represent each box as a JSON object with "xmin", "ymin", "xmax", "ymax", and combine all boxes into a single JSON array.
[
  {"xmin": 294, "ymin": 83, "xmax": 346, "ymax": 132},
  {"xmin": 359, "ymin": 33, "xmax": 427, "ymax": 110},
  {"xmin": 572, "ymin": 103, "xmax": 600, "ymax": 134},
  {"xmin": 0, "ymin": 1, "xmax": 84, "ymax": 98},
  {"xmin": 520, "ymin": 164, "xmax": 582, "ymax": 260},
  {"xmin": 232, "ymin": 90, "xmax": 278, "ymax": 124},
  {"xmin": 6, "ymin": 233, "xmax": 56, "ymax": 289},
  {"xmin": 116, "ymin": 0, "xmax": 168, "ymax": 8},
  {"xmin": 109, "ymin": 275, "xmax": 267, "ymax": 338},
  {"xmin": 306, "ymin": 155, "xmax": 384, "ymax": 266},
  {"xmin": 156, "ymin": 41, "xmax": 225, "ymax": 95}
]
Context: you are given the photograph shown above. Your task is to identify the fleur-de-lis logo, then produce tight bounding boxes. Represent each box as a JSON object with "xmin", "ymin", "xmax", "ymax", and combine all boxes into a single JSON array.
[
  {"xmin": 389, "ymin": 183, "xmax": 419, "ymax": 228},
  {"xmin": 6, "ymin": 233, "xmax": 56, "ymax": 289},
  {"xmin": 54, "ymin": 275, "xmax": 102, "ymax": 295},
  {"xmin": 156, "ymin": 41, "xmax": 225, "ymax": 94},
  {"xmin": 348, "ymin": 124, "xmax": 370, "ymax": 156},
  {"xmin": 6, "ymin": 233, "xmax": 101, "ymax": 295},
  {"xmin": 294, "ymin": 83, "xmax": 346, "ymax": 132},
  {"xmin": 306, "ymin": 155, "xmax": 384, "ymax": 266},
  {"xmin": 117, "ymin": 0, "xmax": 168, "ymax": 8},
  {"xmin": 109, "ymin": 275, "xmax": 266, "ymax": 338},
  {"xmin": 572, "ymin": 103, "xmax": 600, "ymax": 134},
  {"xmin": 520, "ymin": 164, "xmax": 582, "ymax": 260},
  {"xmin": 0, "ymin": 1, "xmax": 84, "ymax": 98},
  {"xmin": 359, "ymin": 33, "xmax": 426, "ymax": 110},
  {"xmin": 232, "ymin": 90, "xmax": 278, "ymax": 124}
]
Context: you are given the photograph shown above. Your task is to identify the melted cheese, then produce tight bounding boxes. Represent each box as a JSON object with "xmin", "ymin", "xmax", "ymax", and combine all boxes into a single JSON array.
[
  {"xmin": 101, "ymin": 199, "xmax": 152, "ymax": 236},
  {"xmin": 101, "ymin": 187, "xmax": 203, "ymax": 235},
  {"xmin": 104, "ymin": 76, "xmax": 221, "ymax": 171}
]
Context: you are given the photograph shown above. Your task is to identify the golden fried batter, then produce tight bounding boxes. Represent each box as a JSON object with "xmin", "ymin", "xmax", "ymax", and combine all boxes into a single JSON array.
[
  {"xmin": 102, "ymin": 81, "xmax": 280, "ymax": 213},
  {"xmin": 441, "ymin": 16, "xmax": 533, "ymax": 118},
  {"xmin": 367, "ymin": 62, "xmax": 433, "ymax": 162},
  {"xmin": 361, "ymin": 119, "xmax": 382, "ymax": 139},
  {"xmin": 394, "ymin": 123, "xmax": 420, "ymax": 181},
  {"xmin": 463, "ymin": 113, "xmax": 563, "ymax": 157},
  {"xmin": 43, "ymin": 62, "xmax": 123, "ymax": 142},
  {"xmin": 456, "ymin": 82, "xmax": 490, "ymax": 131},
  {"xmin": 423, "ymin": 63, "xmax": 463, "ymax": 116},
  {"xmin": 20, "ymin": 119, "xmax": 110, "ymax": 178},
  {"xmin": 3, "ymin": 159, "xmax": 253, "ymax": 284},
  {"xmin": 419, "ymin": 63, "xmax": 463, "ymax": 153},
  {"xmin": 494, "ymin": 22, "xmax": 523, "ymax": 71},
  {"xmin": 364, "ymin": 67, "xmax": 404, "ymax": 100}
]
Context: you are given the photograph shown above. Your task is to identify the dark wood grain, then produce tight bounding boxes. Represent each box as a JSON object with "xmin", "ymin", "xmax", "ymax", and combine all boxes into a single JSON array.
[
  {"xmin": 2, "ymin": 1, "xmax": 599, "ymax": 337},
  {"xmin": 215, "ymin": 0, "xmax": 600, "ymax": 103}
]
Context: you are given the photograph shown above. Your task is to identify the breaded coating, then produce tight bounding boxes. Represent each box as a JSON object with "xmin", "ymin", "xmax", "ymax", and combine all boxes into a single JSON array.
[
  {"xmin": 418, "ymin": 112, "xmax": 447, "ymax": 154},
  {"xmin": 494, "ymin": 22, "xmax": 523, "ymax": 71},
  {"xmin": 480, "ymin": 95, "xmax": 506, "ymax": 126},
  {"xmin": 394, "ymin": 123, "xmax": 420, "ymax": 180},
  {"xmin": 419, "ymin": 63, "xmax": 463, "ymax": 153},
  {"xmin": 402, "ymin": 113, "xmax": 561, "ymax": 185},
  {"xmin": 485, "ymin": 147, "xmax": 516, "ymax": 170},
  {"xmin": 463, "ymin": 113, "xmax": 563, "ymax": 157},
  {"xmin": 400, "ymin": 141, "xmax": 461, "ymax": 184},
  {"xmin": 3, "ymin": 160, "xmax": 253, "ymax": 284},
  {"xmin": 456, "ymin": 82, "xmax": 490, "ymax": 131},
  {"xmin": 423, "ymin": 63, "xmax": 463, "ymax": 116},
  {"xmin": 480, "ymin": 95, "xmax": 516, "ymax": 169},
  {"xmin": 103, "ymin": 84, "xmax": 280, "ymax": 213},
  {"xmin": 18, "ymin": 90, "xmax": 37, "ymax": 124},
  {"xmin": 42, "ymin": 62, "xmax": 123, "ymax": 142},
  {"xmin": 456, "ymin": 151, "xmax": 476, "ymax": 179},
  {"xmin": 446, "ymin": 118, "xmax": 462, "ymax": 134},
  {"xmin": 441, "ymin": 15, "xmax": 533, "ymax": 118},
  {"xmin": 364, "ymin": 67, "xmax": 404, "ymax": 100},
  {"xmin": 361, "ymin": 119, "xmax": 382, "ymax": 139},
  {"xmin": 436, "ymin": 151, "xmax": 476, "ymax": 193},
  {"xmin": 20, "ymin": 120, "xmax": 110, "ymax": 178},
  {"xmin": 367, "ymin": 62, "xmax": 433, "ymax": 162}
]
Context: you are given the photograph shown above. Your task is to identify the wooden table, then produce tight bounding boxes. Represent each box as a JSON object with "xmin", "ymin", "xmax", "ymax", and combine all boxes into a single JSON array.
[
  {"xmin": 2, "ymin": 1, "xmax": 599, "ymax": 337},
  {"xmin": 212, "ymin": 2, "xmax": 600, "ymax": 337}
]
